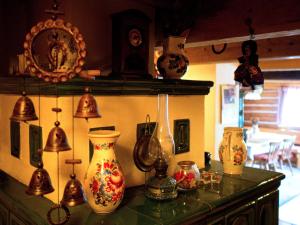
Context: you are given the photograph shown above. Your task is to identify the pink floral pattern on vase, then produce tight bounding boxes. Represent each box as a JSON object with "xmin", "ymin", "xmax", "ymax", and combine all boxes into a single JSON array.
[
  {"xmin": 219, "ymin": 127, "xmax": 247, "ymax": 175},
  {"xmin": 95, "ymin": 142, "xmax": 114, "ymax": 151},
  {"xmin": 233, "ymin": 145, "xmax": 244, "ymax": 165},
  {"xmin": 89, "ymin": 159, "xmax": 125, "ymax": 206}
]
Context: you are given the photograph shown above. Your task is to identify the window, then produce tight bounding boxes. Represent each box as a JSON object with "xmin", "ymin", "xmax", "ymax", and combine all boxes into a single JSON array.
[{"xmin": 280, "ymin": 87, "xmax": 300, "ymax": 128}]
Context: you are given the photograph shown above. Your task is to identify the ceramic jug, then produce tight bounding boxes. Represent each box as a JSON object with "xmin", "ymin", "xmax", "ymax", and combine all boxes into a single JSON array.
[
  {"xmin": 157, "ymin": 36, "xmax": 189, "ymax": 79},
  {"xmin": 219, "ymin": 127, "xmax": 247, "ymax": 175},
  {"xmin": 84, "ymin": 130, "xmax": 125, "ymax": 214}
]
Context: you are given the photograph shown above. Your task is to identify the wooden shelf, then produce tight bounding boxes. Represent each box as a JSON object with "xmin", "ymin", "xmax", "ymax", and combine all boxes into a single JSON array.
[{"xmin": 0, "ymin": 76, "xmax": 214, "ymax": 96}]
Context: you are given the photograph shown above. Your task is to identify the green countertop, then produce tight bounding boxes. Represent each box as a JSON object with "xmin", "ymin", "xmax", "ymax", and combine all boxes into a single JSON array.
[{"xmin": 0, "ymin": 161, "xmax": 285, "ymax": 225}]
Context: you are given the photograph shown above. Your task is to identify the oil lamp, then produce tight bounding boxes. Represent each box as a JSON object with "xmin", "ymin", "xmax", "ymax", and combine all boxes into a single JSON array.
[{"xmin": 145, "ymin": 94, "xmax": 177, "ymax": 200}]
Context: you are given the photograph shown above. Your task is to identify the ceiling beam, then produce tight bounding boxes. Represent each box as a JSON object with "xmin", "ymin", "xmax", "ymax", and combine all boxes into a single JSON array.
[
  {"xmin": 186, "ymin": 29, "xmax": 300, "ymax": 47},
  {"xmin": 185, "ymin": 35, "xmax": 300, "ymax": 64}
]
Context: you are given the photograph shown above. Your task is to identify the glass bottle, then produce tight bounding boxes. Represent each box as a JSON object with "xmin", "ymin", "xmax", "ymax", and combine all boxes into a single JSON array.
[{"xmin": 145, "ymin": 94, "xmax": 177, "ymax": 200}]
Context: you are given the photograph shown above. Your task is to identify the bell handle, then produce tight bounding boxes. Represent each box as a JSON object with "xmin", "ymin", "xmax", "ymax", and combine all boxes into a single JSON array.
[
  {"xmin": 65, "ymin": 159, "xmax": 82, "ymax": 165},
  {"xmin": 47, "ymin": 204, "xmax": 70, "ymax": 225},
  {"xmin": 52, "ymin": 107, "xmax": 62, "ymax": 113}
]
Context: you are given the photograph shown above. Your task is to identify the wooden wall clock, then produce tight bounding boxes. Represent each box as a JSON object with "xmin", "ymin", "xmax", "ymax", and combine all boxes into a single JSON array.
[{"xmin": 111, "ymin": 9, "xmax": 152, "ymax": 79}]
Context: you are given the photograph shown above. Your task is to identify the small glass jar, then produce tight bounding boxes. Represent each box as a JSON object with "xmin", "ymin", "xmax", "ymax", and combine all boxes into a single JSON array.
[{"xmin": 173, "ymin": 161, "xmax": 200, "ymax": 191}]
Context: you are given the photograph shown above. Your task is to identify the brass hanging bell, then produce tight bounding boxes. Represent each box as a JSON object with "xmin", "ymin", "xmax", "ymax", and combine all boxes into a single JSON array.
[
  {"xmin": 74, "ymin": 87, "xmax": 101, "ymax": 119},
  {"xmin": 44, "ymin": 121, "xmax": 71, "ymax": 152},
  {"xmin": 26, "ymin": 161, "xmax": 54, "ymax": 196},
  {"xmin": 10, "ymin": 91, "xmax": 38, "ymax": 122},
  {"xmin": 61, "ymin": 173, "xmax": 86, "ymax": 207}
]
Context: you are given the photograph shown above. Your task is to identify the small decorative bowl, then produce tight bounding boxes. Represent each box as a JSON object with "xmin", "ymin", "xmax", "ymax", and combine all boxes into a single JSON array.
[
  {"xmin": 199, "ymin": 171, "xmax": 223, "ymax": 193},
  {"xmin": 173, "ymin": 161, "xmax": 200, "ymax": 191}
]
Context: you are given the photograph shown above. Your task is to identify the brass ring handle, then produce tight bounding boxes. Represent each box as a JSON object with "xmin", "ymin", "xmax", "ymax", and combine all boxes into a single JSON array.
[{"xmin": 47, "ymin": 204, "xmax": 70, "ymax": 225}]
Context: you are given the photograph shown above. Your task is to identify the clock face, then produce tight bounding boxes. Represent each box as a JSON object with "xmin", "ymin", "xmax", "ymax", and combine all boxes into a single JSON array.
[{"xmin": 128, "ymin": 28, "xmax": 142, "ymax": 47}]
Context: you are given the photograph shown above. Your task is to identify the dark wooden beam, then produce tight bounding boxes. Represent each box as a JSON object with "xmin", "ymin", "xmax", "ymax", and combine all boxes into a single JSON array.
[
  {"xmin": 188, "ymin": 0, "xmax": 300, "ymax": 43},
  {"xmin": 0, "ymin": 76, "xmax": 214, "ymax": 96},
  {"xmin": 264, "ymin": 71, "xmax": 300, "ymax": 80}
]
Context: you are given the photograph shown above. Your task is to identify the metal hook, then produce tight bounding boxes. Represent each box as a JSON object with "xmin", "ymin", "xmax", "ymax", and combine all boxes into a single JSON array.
[
  {"xmin": 144, "ymin": 114, "xmax": 151, "ymax": 135},
  {"xmin": 212, "ymin": 43, "xmax": 227, "ymax": 55}
]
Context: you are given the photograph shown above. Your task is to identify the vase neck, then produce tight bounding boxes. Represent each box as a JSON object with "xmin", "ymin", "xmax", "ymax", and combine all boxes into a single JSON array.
[
  {"xmin": 89, "ymin": 131, "xmax": 120, "ymax": 156},
  {"xmin": 163, "ymin": 36, "xmax": 186, "ymax": 55}
]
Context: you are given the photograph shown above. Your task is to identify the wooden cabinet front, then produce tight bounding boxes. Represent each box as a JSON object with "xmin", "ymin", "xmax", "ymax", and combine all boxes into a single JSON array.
[
  {"xmin": 0, "ymin": 202, "xmax": 9, "ymax": 225},
  {"xmin": 226, "ymin": 202, "xmax": 255, "ymax": 225},
  {"xmin": 256, "ymin": 190, "xmax": 279, "ymax": 225}
]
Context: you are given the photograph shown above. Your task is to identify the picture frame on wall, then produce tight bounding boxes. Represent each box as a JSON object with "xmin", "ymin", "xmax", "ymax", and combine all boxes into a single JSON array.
[
  {"xmin": 221, "ymin": 84, "xmax": 239, "ymax": 126},
  {"xmin": 29, "ymin": 125, "xmax": 42, "ymax": 168}
]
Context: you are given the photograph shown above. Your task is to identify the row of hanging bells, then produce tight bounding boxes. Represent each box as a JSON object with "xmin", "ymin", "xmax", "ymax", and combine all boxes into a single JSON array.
[
  {"xmin": 20, "ymin": 88, "xmax": 100, "ymax": 207},
  {"xmin": 10, "ymin": 87, "xmax": 100, "ymax": 122}
]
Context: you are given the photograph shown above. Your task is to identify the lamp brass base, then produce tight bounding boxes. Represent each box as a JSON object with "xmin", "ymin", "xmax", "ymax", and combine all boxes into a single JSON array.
[{"xmin": 145, "ymin": 175, "xmax": 177, "ymax": 200}]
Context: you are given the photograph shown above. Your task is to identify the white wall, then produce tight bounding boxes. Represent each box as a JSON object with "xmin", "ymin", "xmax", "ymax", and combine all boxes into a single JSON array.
[{"xmin": 215, "ymin": 63, "xmax": 240, "ymax": 158}]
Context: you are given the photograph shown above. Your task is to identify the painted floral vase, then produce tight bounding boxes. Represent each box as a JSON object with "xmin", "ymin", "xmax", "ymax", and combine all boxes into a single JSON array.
[
  {"xmin": 84, "ymin": 130, "xmax": 125, "ymax": 214},
  {"xmin": 173, "ymin": 161, "xmax": 200, "ymax": 191},
  {"xmin": 218, "ymin": 127, "xmax": 247, "ymax": 175},
  {"xmin": 157, "ymin": 36, "xmax": 189, "ymax": 79}
]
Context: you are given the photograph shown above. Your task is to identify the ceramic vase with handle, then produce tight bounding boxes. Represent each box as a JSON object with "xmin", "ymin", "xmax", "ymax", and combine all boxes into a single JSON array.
[
  {"xmin": 157, "ymin": 36, "xmax": 189, "ymax": 79},
  {"xmin": 218, "ymin": 127, "xmax": 247, "ymax": 175},
  {"xmin": 84, "ymin": 130, "xmax": 125, "ymax": 214}
]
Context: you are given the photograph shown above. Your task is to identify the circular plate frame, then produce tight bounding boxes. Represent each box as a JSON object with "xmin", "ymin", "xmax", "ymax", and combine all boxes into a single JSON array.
[{"xmin": 24, "ymin": 19, "xmax": 86, "ymax": 83}]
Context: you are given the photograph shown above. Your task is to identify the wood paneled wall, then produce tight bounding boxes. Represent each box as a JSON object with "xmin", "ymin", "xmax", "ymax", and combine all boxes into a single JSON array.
[{"xmin": 244, "ymin": 84, "xmax": 281, "ymax": 128}]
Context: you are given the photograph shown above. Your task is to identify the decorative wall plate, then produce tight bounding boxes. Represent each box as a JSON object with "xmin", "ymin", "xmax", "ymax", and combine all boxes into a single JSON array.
[{"xmin": 24, "ymin": 19, "xmax": 86, "ymax": 83}]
